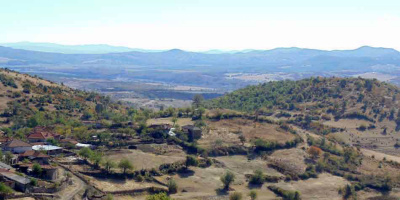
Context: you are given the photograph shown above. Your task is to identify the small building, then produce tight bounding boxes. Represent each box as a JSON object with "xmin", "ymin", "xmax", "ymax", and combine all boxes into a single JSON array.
[
  {"xmin": 27, "ymin": 126, "xmax": 61, "ymax": 143},
  {"xmin": 0, "ymin": 161, "xmax": 12, "ymax": 170},
  {"xmin": 182, "ymin": 125, "xmax": 202, "ymax": 141},
  {"xmin": 3, "ymin": 139, "xmax": 32, "ymax": 153},
  {"xmin": 19, "ymin": 150, "xmax": 50, "ymax": 164},
  {"xmin": 0, "ymin": 172, "xmax": 31, "ymax": 192},
  {"xmin": 18, "ymin": 163, "xmax": 58, "ymax": 180},
  {"xmin": 32, "ymin": 145, "xmax": 63, "ymax": 155},
  {"xmin": 75, "ymin": 143, "xmax": 93, "ymax": 149}
]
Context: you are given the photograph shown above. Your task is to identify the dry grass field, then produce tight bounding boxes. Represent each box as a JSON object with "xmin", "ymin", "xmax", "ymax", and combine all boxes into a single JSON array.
[
  {"xmin": 104, "ymin": 145, "xmax": 186, "ymax": 170},
  {"xmin": 198, "ymin": 118, "xmax": 296, "ymax": 149}
]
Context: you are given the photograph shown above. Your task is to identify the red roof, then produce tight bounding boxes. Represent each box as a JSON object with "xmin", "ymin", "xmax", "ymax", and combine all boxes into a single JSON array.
[
  {"xmin": 28, "ymin": 127, "xmax": 59, "ymax": 140},
  {"xmin": 6, "ymin": 139, "xmax": 32, "ymax": 148},
  {"xmin": 19, "ymin": 150, "xmax": 49, "ymax": 158}
]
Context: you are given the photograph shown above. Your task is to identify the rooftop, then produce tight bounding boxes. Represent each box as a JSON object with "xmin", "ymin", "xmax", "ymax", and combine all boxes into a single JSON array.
[
  {"xmin": 0, "ymin": 161, "xmax": 12, "ymax": 170},
  {"xmin": 0, "ymin": 172, "xmax": 30, "ymax": 184},
  {"xmin": 6, "ymin": 139, "xmax": 32, "ymax": 148},
  {"xmin": 32, "ymin": 145, "xmax": 62, "ymax": 151}
]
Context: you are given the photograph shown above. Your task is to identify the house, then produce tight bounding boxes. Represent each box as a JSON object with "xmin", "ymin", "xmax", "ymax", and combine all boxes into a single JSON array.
[
  {"xmin": 19, "ymin": 150, "xmax": 50, "ymax": 164},
  {"xmin": 182, "ymin": 125, "xmax": 202, "ymax": 141},
  {"xmin": 27, "ymin": 126, "xmax": 61, "ymax": 143},
  {"xmin": 0, "ymin": 171, "xmax": 31, "ymax": 192},
  {"xmin": 18, "ymin": 163, "xmax": 58, "ymax": 180},
  {"xmin": 3, "ymin": 139, "xmax": 32, "ymax": 153},
  {"xmin": 32, "ymin": 145, "xmax": 63, "ymax": 155}
]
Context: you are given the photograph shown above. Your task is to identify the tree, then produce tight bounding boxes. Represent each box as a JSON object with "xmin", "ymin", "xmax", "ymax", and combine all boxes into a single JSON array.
[
  {"xmin": 4, "ymin": 151, "xmax": 13, "ymax": 165},
  {"xmin": 167, "ymin": 179, "xmax": 178, "ymax": 194},
  {"xmin": 118, "ymin": 158, "xmax": 134, "ymax": 175},
  {"xmin": 32, "ymin": 163, "xmax": 42, "ymax": 176},
  {"xmin": 171, "ymin": 117, "xmax": 178, "ymax": 126},
  {"xmin": 229, "ymin": 192, "xmax": 242, "ymax": 200},
  {"xmin": 185, "ymin": 155, "xmax": 199, "ymax": 169},
  {"xmin": 220, "ymin": 171, "xmax": 235, "ymax": 190},
  {"xmin": 192, "ymin": 94, "xmax": 204, "ymax": 108},
  {"xmin": 79, "ymin": 147, "xmax": 93, "ymax": 161},
  {"xmin": 103, "ymin": 159, "xmax": 116, "ymax": 173},
  {"xmin": 249, "ymin": 190, "xmax": 257, "ymax": 200},
  {"xmin": 308, "ymin": 146, "xmax": 322, "ymax": 160},
  {"xmin": 0, "ymin": 150, "xmax": 3, "ymax": 162},
  {"xmin": 249, "ymin": 169, "xmax": 264, "ymax": 185},
  {"xmin": 89, "ymin": 151, "xmax": 102, "ymax": 168}
]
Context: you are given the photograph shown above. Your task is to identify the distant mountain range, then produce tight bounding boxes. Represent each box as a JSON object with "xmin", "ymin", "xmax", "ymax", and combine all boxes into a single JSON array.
[
  {"xmin": 0, "ymin": 43, "xmax": 400, "ymax": 73},
  {"xmin": 0, "ymin": 42, "xmax": 164, "ymax": 54}
]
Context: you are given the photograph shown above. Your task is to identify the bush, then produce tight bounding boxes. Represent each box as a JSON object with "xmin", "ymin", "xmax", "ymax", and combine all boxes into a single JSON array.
[
  {"xmin": 249, "ymin": 190, "xmax": 258, "ymax": 200},
  {"xmin": 168, "ymin": 179, "xmax": 178, "ymax": 194},
  {"xmin": 146, "ymin": 193, "xmax": 172, "ymax": 200},
  {"xmin": 221, "ymin": 171, "xmax": 235, "ymax": 190},
  {"xmin": 268, "ymin": 186, "xmax": 301, "ymax": 200},
  {"xmin": 229, "ymin": 192, "xmax": 243, "ymax": 200},
  {"xmin": 32, "ymin": 163, "xmax": 42, "ymax": 176},
  {"xmin": 249, "ymin": 169, "xmax": 264, "ymax": 185}
]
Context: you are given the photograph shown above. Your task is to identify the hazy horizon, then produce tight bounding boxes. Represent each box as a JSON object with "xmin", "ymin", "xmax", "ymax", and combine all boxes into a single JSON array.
[{"xmin": 2, "ymin": 0, "xmax": 400, "ymax": 51}]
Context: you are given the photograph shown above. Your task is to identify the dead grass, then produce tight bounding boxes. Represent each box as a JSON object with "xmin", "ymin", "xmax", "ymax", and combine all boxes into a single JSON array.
[
  {"xmin": 147, "ymin": 117, "xmax": 194, "ymax": 126},
  {"xmin": 272, "ymin": 173, "xmax": 349, "ymax": 200},
  {"xmin": 198, "ymin": 118, "xmax": 296, "ymax": 149},
  {"xmin": 104, "ymin": 147, "xmax": 186, "ymax": 170}
]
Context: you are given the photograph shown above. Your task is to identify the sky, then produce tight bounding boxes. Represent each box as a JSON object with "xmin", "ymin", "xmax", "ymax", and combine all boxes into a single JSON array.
[{"xmin": 1, "ymin": 0, "xmax": 400, "ymax": 51}]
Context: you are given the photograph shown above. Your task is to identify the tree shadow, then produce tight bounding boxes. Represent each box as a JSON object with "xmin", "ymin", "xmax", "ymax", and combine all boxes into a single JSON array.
[
  {"xmin": 247, "ymin": 183, "xmax": 263, "ymax": 189},
  {"xmin": 177, "ymin": 169, "xmax": 195, "ymax": 178},
  {"xmin": 215, "ymin": 188, "xmax": 229, "ymax": 196}
]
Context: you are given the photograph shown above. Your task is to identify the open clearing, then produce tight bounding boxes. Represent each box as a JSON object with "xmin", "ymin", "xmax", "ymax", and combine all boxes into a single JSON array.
[
  {"xmin": 272, "ymin": 173, "xmax": 349, "ymax": 200},
  {"xmin": 104, "ymin": 146, "xmax": 186, "ymax": 170},
  {"xmin": 199, "ymin": 118, "xmax": 296, "ymax": 149}
]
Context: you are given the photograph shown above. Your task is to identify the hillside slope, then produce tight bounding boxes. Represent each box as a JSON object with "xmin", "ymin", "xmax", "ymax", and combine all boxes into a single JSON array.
[
  {"xmin": 208, "ymin": 77, "xmax": 400, "ymax": 155},
  {"xmin": 0, "ymin": 68, "xmax": 130, "ymax": 135}
]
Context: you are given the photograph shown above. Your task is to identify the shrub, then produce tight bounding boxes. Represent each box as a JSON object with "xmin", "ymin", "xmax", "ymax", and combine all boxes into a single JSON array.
[
  {"xmin": 308, "ymin": 146, "xmax": 322, "ymax": 159},
  {"xmin": 229, "ymin": 192, "xmax": 243, "ymax": 200},
  {"xmin": 168, "ymin": 179, "xmax": 178, "ymax": 194},
  {"xmin": 146, "ymin": 193, "xmax": 172, "ymax": 200},
  {"xmin": 0, "ymin": 182, "xmax": 13, "ymax": 195},
  {"xmin": 221, "ymin": 171, "xmax": 235, "ymax": 190},
  {"xmin": 185, "ymin": 155, "xmax": 199, "ymax": 169},
  {"xmin": 32, "ymin": 163, "xmax": 42, "ymax": 176},
  {"xmin": 30, "ymin": 178, "xmax": 38, "ymax": 186},
  {"xmin": 249, "ymin": 169, "xmax": 264, "ymax": 185},
  {"xmin": 249, "ymin": 190, "xmax": 258, "ymax": 200}
]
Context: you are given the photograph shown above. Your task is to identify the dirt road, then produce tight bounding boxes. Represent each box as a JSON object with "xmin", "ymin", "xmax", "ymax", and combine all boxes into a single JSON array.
[{"xmin": 56, "ymin": 171, "xmax": 87, "ymax": 200}]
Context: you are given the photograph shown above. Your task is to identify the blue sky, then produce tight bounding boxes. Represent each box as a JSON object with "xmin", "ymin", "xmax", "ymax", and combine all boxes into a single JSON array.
[{"xmin": 1, "ymin": 0, "xmax": 400, "ymax": 50}]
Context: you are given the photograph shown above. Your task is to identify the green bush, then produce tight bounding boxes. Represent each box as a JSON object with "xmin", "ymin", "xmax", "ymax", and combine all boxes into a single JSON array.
[{"xmin": 249, "ymin": 169, "xmax": 264, "ymax": 185}]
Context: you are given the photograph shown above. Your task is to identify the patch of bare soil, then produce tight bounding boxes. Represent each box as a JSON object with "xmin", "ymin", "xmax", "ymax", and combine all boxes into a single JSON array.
[
  {"xmin": 214, "ymin": 155, "xmax": 283, "ymax": 177},
  {"xmin": 199, "ymin": 118, "xmax": 295, "ymax": 149},
  {"xmin": 268, "ymin": 148, "xmax": 308, "ymax": 175},
  {"xmin": 272, "ymin": 173, "xmax": 350, "ymax": 200},
  {"xmin": 104, "ymin": 148, "xmax": 186, "ymax": 170},
  {"xmin": 147, "ymin": 117, "xmax": 194, "ymax": 126}
]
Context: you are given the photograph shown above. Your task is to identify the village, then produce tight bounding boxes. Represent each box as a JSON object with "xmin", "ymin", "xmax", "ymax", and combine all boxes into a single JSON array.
[{"xmin": 0, "ymin": 121, "xmax": 204, "ymax": 199}]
